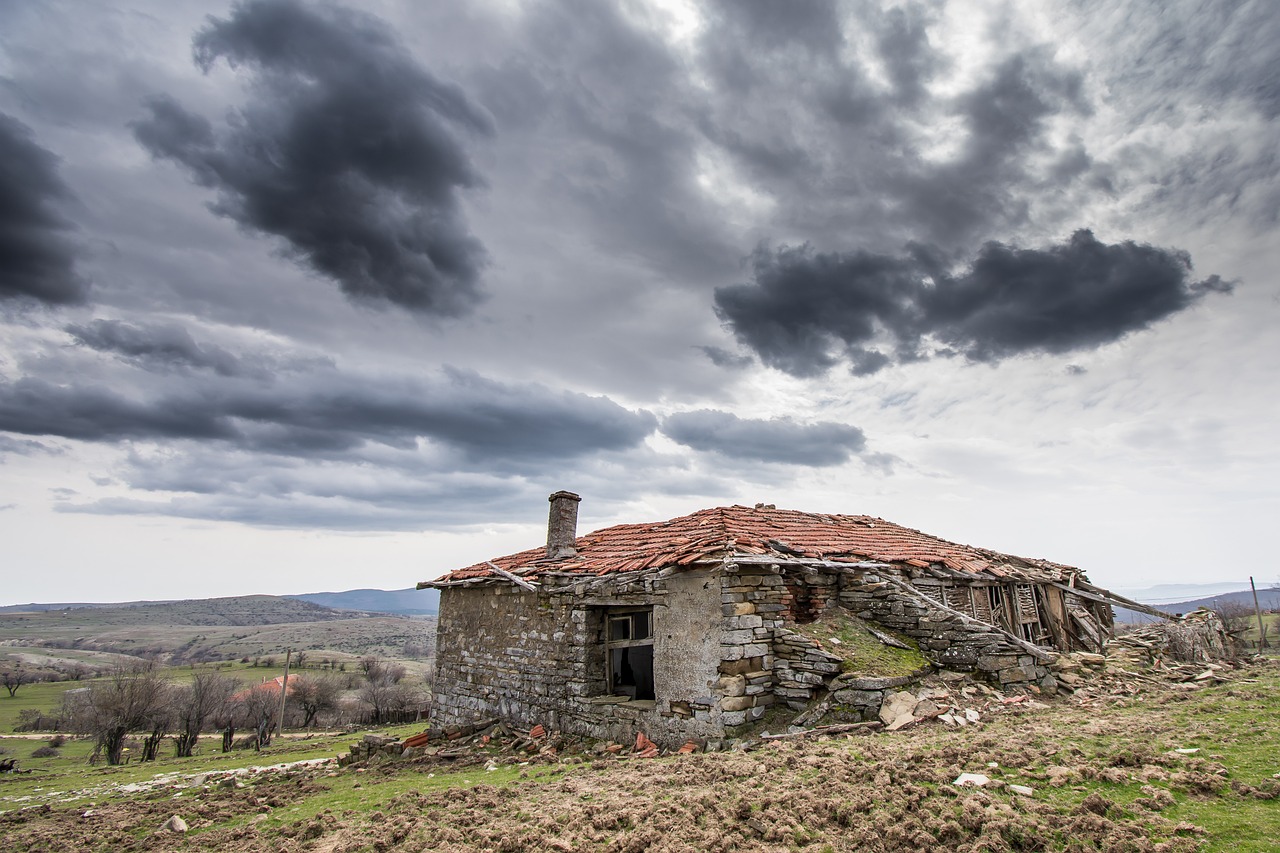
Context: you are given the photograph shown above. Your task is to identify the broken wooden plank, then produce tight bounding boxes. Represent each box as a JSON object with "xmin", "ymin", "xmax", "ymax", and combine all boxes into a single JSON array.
[
  {"xmin": 1052, "ymin": 581, "xmax": 1175, "ymax": 622},
  {"xmin": 486, "ymin": 561, "xmax": 538, "ymax": 592},
  {"xmin": 879, "ymin": 574, "xmax": 1057, "ymax": 662}
]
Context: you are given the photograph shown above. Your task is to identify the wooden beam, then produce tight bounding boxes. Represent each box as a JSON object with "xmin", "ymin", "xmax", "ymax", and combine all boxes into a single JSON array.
[
  {"xmin": 879, "ymin": 574, "xmax": 1056, "ymax": 662},
  {"xmin": 486, "ymin": 561, "xmax": 538, "ymax": 592},
  {"xmin": 1051, "ymin": 582, "xmax": 1174, "ymax": 622}
]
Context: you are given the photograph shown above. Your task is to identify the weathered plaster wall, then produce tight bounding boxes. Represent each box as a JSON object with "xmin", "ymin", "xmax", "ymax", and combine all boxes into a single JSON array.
[
  {"xmin": 654, "ymin": 569, "xmax": 722, "ymax": 713},
  {"xmin": 431, "ymin": 572, "xmax": 734, "ymax": 748}
]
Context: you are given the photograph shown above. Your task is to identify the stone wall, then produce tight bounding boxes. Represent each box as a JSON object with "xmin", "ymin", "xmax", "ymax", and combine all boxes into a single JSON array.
[
  {"xmin": 431, "ymin": 568, "xmax": 731, "ymax": 749},
  {"xmin": 837, "ymin": 572, "xmax": 1055, "ymax": 690},
  {"xmin": 431, "ymin": 562, "xmax": 1057, "ymax": 750}
]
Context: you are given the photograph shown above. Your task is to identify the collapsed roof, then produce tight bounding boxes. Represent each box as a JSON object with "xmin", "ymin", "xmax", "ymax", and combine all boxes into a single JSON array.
[{"xmin": 420, "ymin": 504, "xmax": 1083, "ymax": 588}]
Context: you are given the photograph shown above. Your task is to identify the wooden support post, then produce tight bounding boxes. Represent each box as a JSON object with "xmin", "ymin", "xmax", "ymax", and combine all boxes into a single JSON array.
[
  {"xmin": 276, "ymin": 648, "xmax": 291, "ymax": 740},
  {"xmin": 1250, "ymin": 577, "xmax": 1268, "ymax": 649}
]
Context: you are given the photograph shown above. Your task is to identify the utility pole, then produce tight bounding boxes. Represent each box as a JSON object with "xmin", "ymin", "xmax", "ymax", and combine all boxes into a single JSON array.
[
  {"xmin": 276, "ymin": 648, "xmax": 292, "ymax": 740},
  {"xmin": 1249, "ymin": 578, "xmax": 1268, "ymax": 650}
]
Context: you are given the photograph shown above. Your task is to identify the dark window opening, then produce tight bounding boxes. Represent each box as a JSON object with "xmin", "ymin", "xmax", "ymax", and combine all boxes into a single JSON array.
[{"xmin": 606, "ymin": 610, "xmax": 654, "ymax": 700}]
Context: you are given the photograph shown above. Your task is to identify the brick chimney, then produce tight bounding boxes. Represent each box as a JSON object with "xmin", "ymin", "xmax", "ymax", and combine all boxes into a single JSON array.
[{"xmin": 546, "ymin": 490, "xmax": 581, "ymax": 559}]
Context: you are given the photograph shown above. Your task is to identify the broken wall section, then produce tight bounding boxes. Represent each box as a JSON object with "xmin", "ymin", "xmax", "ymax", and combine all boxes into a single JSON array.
[{"xmin": 838, "ymin": 571, "xmax": 1056, "ymax": 690}]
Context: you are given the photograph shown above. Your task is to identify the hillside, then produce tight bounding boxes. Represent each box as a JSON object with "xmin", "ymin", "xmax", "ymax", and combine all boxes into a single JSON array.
[
  {"xmin": 0, "ymin": 594, "xmax": 435, "ymax": 667},
  {"xmin": 288, "ymin": 587, "xmax": 439, "ymax": 615},
  {"xmin": 1115, "ymin": 587, "xmax": 1280, "ymax": 623}
]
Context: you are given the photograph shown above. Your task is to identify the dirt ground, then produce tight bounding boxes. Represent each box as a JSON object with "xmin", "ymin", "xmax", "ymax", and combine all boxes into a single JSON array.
[{"xmin": 3, "ymin": 667, "xmax": 1276, "ymax": 852}]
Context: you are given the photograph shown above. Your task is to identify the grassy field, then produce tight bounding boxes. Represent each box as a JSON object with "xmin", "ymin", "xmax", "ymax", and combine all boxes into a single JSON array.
[
  {"xmin": 0, "ymin": 614, "xmax": 435, "ymax": 663},
  {"xmin": 0, "ymin": 658, "xmax": 428, "ymax": 735},
  {"xmin": 1, "ymin": 662, "xmax": 1276, "ymax": 851}
]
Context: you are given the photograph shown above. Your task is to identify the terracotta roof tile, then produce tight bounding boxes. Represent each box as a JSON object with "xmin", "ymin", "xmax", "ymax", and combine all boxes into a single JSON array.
[{"xmin": 426, "ymin": 505, "xmax": 1078, "ymax": 585}]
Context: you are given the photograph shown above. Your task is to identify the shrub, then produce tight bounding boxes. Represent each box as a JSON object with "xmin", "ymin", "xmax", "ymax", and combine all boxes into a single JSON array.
[
  {"xmin": 31, "ymin": 746, "xmax": 59, "ymax": 758},
  {"xmin": 48, "ymin": 734, "xmax": 67, "ymax": 748}
]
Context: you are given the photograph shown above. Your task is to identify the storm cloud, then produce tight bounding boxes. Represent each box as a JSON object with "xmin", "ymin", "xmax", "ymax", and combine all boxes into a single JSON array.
[
  {"xmin": 66, "ymin": 319, "xmax": 244, "ymax": 377},
  {"xmin": 716, "ymin": 230, "xmax": 1232, "ymax": 376},
  {"xmin": 0, "ymin": 367, "xmax": 656, "ymax": 463},
  {"xmin": 0, "ymin": 113, "xmax": 87, "ymax": 305},
  {"xmin": 131, "ymin": 0, "xmax": 492, "ymax": 315},
  {"xmin": 663, "ymin": 410, "xmax": 867, "ymax": 466}
]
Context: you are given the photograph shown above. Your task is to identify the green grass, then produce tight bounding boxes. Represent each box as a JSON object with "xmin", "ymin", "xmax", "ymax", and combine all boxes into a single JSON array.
[
  {"xmin": 4, "ymin": 664, "xmax": 1277, "ymax": 851},
  {"xmin": 958, "ymin": 673, "xmax": 1280, "ymax": 852},
  {"xmin": 0, "ymin": 721, "xmax": 434, "ymax": 807},
  {"xmin": 0, "ymin": 661, "xmax": 287, "ymax": 733},
  {"xmin": 791, "ymin": 610, "xmax": 929, "ymax": 676},
  {"xmin": 0, "ymin": 680, "xmax": 85, "ymax": 732}
]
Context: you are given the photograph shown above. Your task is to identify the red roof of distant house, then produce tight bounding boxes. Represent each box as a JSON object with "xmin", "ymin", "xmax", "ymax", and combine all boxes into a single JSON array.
[
  {"xmin": 231, "ymin": 674, "xmax": 299, "ymax": 702},
  {"xmin": 424, "ymin": 504, "xmax": 1077, "ymax": 586}
]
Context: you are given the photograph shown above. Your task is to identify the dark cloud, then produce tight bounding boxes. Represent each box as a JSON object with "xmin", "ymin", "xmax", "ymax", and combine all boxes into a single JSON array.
[
  {"xmin": 0, "ymin": 367, "xmax": 656, "ymax": 463},
  {"xmin": 0, "ymin": 113, "xmax": 87, "ymax": 305},
  {"xmin": 716, "ymin": 230, "xmax": 1231, "ymax": 376},
  {"xmin": 470, "ymin": 0, "xmax": 735, "ymax": 285},
  {"xmin": 132, "ymin": 0, "xmax": 492, "ymax": 314},
  {"xmin": 693, "ymin": 5, "xmax": 1095, "ymax": 252},
  {"xmin": 66, "ymin": 319, "xmax": 243, "ymax": 376},
  {"xmin": 663, "ymin": 410, "xmax": 866, "ymax": 466},
  {"xmin": 696, "ymin": 345, "xmax": 753, "ymax": 369}
]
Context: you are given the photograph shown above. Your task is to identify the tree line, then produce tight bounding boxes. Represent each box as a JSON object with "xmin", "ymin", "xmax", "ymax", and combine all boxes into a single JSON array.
[{"xmin": 49, "ymin": 657, "xmax": 427, "ymax": 766}]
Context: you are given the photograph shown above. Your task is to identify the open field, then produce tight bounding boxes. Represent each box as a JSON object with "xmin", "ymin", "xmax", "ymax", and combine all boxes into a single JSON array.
[
  {"xmin": 1, "ymin": 662, "xmax": 1276, "ymax": 851},
  {"xmin": 0, "ymin": 595, "xmax": 435, "ymax": 667}
]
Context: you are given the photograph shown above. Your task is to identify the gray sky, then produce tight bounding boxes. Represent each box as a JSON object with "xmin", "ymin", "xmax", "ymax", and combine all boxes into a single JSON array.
[{"xmin": 1, "ymin": 0, "xmax": 1276, "ymax": 604}]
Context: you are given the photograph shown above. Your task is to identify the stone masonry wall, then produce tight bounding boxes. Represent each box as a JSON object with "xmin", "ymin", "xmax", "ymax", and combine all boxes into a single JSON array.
[
  {"xmin": 431, "ymin": 569, "xmax": 731, "ymax": 749},
  {"xmin": 838, "ymin": 571, "xmax": 1055, "ymax": 690},
  {"xmin": 431, "ymin": 563, "xmax": 1055, "ymax": 751}
]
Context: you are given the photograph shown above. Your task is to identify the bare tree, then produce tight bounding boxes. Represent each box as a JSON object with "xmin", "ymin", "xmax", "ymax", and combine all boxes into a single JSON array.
[
  {"xmin": 360, "ymin": 657, "xmax": 405, "ymax": 685},
  {"xmin": 290, "ymin": 674, "xmax": 340, "ymax": 729},
  {"xmin": 235, "ymin": 686, "xmax": 279, "ymax": 750},
  {"xmin": 359, "ymin": 678, "xmax": 423, "ymax": 724},
  {"xmin": 2, "ymin": 666, "xmax": 32, "ymax": 698},
  {"xmin": 64, "ymin": 664, "xmax": 171, "ymax": 765},
  {"xmin": 172, "ymin": 672, "xmax": 238, "ymax": 758}
]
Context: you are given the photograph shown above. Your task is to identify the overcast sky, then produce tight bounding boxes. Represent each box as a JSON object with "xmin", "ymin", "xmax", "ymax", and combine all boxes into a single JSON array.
[{"xmin": 1, "ymin": 0, "xmax": 1276, "ymax": 604}]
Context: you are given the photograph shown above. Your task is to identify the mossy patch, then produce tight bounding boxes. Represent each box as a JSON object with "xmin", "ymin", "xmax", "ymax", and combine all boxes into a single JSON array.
[{"xmin": 790, "ymin": 610, "xmax": 929, "ymax": 677}]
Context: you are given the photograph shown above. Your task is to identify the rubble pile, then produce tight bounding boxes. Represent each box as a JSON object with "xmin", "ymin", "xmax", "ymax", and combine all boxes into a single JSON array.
[
  {"xmin": 336, "ymin": 720, "xmax": 711, "ymax": 770},
  {"xmin": 1108, "ymin": 609, "xmax": 1234, "ymax": 665}
]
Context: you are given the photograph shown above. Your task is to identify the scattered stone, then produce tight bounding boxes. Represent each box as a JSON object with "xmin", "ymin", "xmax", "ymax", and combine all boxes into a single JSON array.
[
  {"xmin": 954, "ymin": 773, "xmax": 991, "ymax": 787},
  {"xmin": 885, "ymin": 713, "xmax": 917, "ymax": 732},
  {"xmin": 160, "ymin": 815, "xmax": 189, "ymax": 833},
  {"xmin": 878, "ymin": 691, "xmax": 918, "ymax": 726},
  {"xmin": 1046, "ymin": 766, "xmax": 1078, "ymax": 787},
  {"xmin": 1007, "ymin": 784, "xmax": 1034, "ymax": 796}
]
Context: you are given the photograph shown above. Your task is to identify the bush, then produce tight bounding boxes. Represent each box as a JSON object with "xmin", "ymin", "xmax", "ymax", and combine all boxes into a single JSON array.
[
  {"xmin": 31, "ymin": 746, "xmax": 59, "ymax": 758},
  {"xmin": 48, "ymin": 734, "xmax": 67, "ymax": 748}
]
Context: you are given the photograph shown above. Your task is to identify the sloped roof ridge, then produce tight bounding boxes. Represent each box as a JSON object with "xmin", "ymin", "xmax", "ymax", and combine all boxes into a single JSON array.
[{"xmin": 426, "ymin": 502, "xmax": 1077, "ymax": 585}]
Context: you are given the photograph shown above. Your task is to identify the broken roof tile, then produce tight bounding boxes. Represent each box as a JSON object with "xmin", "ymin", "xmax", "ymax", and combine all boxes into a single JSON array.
[{"xmin": 423, "ymin": 504, "xmax": 1078, "ymax": 586}]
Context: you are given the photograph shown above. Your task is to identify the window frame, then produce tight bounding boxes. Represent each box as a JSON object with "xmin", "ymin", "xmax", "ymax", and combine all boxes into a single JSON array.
[{"xmin": 603, "ymin": 607, "xmax": 655, "ymax": 699}]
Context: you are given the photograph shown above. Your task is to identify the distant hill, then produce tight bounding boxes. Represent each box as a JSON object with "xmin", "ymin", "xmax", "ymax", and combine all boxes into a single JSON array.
[
  {"xmin": 1115, "ymin": 587, "xmax": 1280, "ymax": 623},
  {"xmin": 288, "ymin": 587, "xmax": 438, "ymax": 616},
  {"xmin": 0, "ymin": 594, "xmax": 435, "ymax": 665},
  {"xmin": 0, "ymin": 601, "xmax": 169, "ymax": 614},
  {"xmin": 0, "ymin": 595, "xmax": 358, "ymax": 626}
]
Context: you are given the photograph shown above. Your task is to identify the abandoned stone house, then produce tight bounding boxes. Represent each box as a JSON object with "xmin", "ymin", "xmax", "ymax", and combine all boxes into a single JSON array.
[{"xmin": 419, "ymin": 492, "xmax": 1115, "ymax": 747}]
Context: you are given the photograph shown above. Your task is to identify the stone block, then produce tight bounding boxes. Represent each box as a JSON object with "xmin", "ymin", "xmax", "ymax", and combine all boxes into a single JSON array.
[
  {"xmin": 717, "ymin": 674, "xmax": 747, "ymax": 697},
  {"xmin": 720, "ymin": 695, "xmax": 755, "ymax": 712}
]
